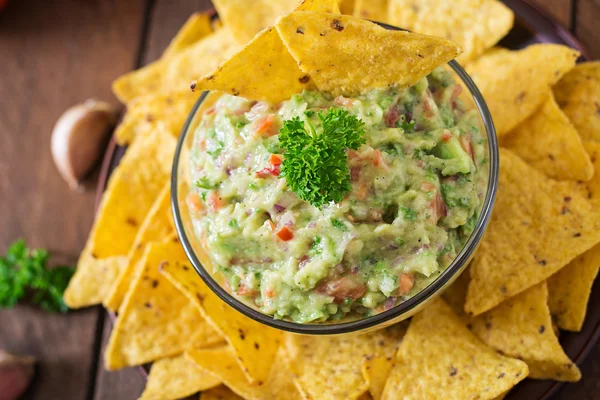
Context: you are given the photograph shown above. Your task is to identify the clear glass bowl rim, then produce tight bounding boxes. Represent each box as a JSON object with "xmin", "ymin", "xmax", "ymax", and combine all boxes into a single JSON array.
[{"xmin": 171, "ymin": 23, "xmax": 500, "ymax": 335}]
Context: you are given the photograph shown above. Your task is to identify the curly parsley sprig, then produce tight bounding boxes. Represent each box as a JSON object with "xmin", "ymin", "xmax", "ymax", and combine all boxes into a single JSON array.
[{"xmin": 278, "ymin": 107, "xmax": 365, "ymax": 208}]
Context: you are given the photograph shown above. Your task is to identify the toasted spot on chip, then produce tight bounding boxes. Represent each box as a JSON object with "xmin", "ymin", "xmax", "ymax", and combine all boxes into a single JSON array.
[
  {"xmin": 501, "ymin": 93, "xmax": 593, "ymax": 181},
  {"xmin": 285, "ymin": 324, "xmax": 405, "ymax": 400},
  {"xmin": 160, "ymin": 261, "xmax": 282, "ymax": 383},
  {"xmin": 276, "ymin": 11, "xmax": 461, "ymax": 97},
  {"xmin": 465, "ymin": 149, "xmax": 600, "ymax": 316},
  {"xmin": 388, "ymin": 0, "xmax": 514, "ymax": 63},
  {"xmin": 187, "ymin": 345, "xmax": 300, "ymax": 399},
  {"xmin": 471, "ymin": 282, "xmax": 581, "ymax": 382},
  {"xmin": 138, "ymin": 354, "xmax": 221, "ymax": 400},
  {"xmin": 381, "ymin": 298, "xmax": 528, "ymax": 400},
  {"xmin": 161, "ymin": 12, "xmax": 213, "ymax": 59},
  {"xmin": 466, "ymin": 44, "xmax": 579, "ymax": 136},
  {"xmin": 553, "ymin": 61, "xmax": 600, "ymax": 142},
  {"xmin": 200, "ymin": 385, "xmax": 244, "ymax": 400},
  {"xmin": 89, "ymin": 128, "xmax": 175, "ymax": 258}
]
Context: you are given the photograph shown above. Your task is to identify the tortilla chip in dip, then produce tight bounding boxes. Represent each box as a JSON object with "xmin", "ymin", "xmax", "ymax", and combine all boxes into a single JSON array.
[
  {"xmin": 465, "ymin": 148, "xmax": 600, "ymax": 316},
  {"xmin": 276, "ymin": 11, "xmax": 462, "ymax": 96},
  {"xmin": 381, "ymin": 298, "xmax": 528, "ymax": 400},
  {"xmin": 466, "ymin": 44, "xmax": 579, "ymax": 136}
]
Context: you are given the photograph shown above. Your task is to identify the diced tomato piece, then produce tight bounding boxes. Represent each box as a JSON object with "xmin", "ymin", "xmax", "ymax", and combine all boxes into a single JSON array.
[
  {"xmin": 441, "ymin": 129, "xmax": 452, "ymax": 142},
  {"xmin": 236, "ymin": 283, "xmax": 258, "ymax": 297},
  {"xmin": 451, "ymin": 84, "xmax": 463, "ymax": 104},
  {"xmin": 350, "ymin": 167, "xmax": 360, "ymax": 181},
  {"xmin": 186, "ymin": 192, "xmax": 205, "ymax": 216},
  {"xmin": 385, "ymin": 105, "xmax": 399, "ymax": 127},
  {"xmin": 371, "ymin": 149, "xmax": 389, "ymax": 170},
  {"xmin": 334, "ymin": 96, "xmax": 353, "ymax": 107},
  {"xmin": 395, "ymin": 273, "xmax": 414, "ymax": 296},
  {"xmin": 207, "ymin": 191, "xmax": 223, "ymax": 212},
  {"xmin": 205, "ymin": 107, "xmax": 216, "ymax": 115},
  {"xmin": 459, "ymin": 134, "xmax": 475, "ymax": 162},
  {"xmin": 264, "ymin": 288, "xmax": 276, "ymax": 298},
  {"xmin": 255, "ymin": 164, "xmax": 281, "ymax": 178},
  {"xmin": 266, "ymin": 220, "xmax": 275, "ymax": 231},
  {"xmin": 316, "ymin": 276, "xmax": 366, "ymax": 303},
  {"xmin": 275, "ymin": 226, "xmax": 294, "ymax": 241},
  {"xmin": 268, "ymin": 153, "xmax": 283, "ymax": 166},
  {"xmin": 431, "ymin": 191, "xmax": 447, "ymax": 224},
  {"xmin": 356, "ymin": 183, "xmax": 368, "ymax": 201},
  {"xmin": 420, "ymin": 182, "xmax": 436, "ymax": 192},
  {"xmin": 253, "ymin": 115, "xmax": 276, "ymax": 137}
]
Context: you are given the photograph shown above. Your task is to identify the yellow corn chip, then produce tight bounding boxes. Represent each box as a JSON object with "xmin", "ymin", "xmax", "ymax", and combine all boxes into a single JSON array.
[
  {"xmin": 103, "ymin": 184, "xmax": 173, "ymax": 312},
  {"xmin": 388, "ymin": 0, "xmax": 513, "ymax": 63},
  {"xmin": 381, "ymin": 298, "xmax": 528, "ymax": 400},
  {"xmin": 200, "ymin": 385, "xmax": 244, "ymax": 400},
  {"xmin": 195, "ymin": 27, "xmax": 314, "ymax": 104},
  {"xmin": 284, "ymin": 325, "xmax": 404, "ymax": 400},
  {"xmin": 465, "ymin": 148, "xmax": 600, "ymax": 316},
  {"xmin": 501, "ymin": 93, "xmax": 593, "ymax": 181},
  {"xmin": 276, "ymin": 11, "xmax": 461, "ymax": 96},
  {"xmin": 583, "ymin": 141, "xmax": 600, "ymax": 203},
  {"xmin": 139, "ymin": 354, "xmax": 221, "ymax": 400},
  {"xmin": 553, "ymin": 61, "xmax": 600, "ymax": 142},
  {"xmin": 466, "ymin": 44, "xmax": 579, "ymax": 136},
  {"xmin": 297, "ymin": 0, "xmax": 341, "ymax": 12},
  {"xmin": 160, "ymin": 260, "xmax": 282, "ymax": 384},
  {"xmin": 441, "ymin": 267, "xmax": 472, "ymax": 323},
  {"xmin": 104, "ymin": 241, "xmax": 210, "ymax": 369},
  {"xmin": 90, "ymin": 128, "xmax": 175, "ymax": 258},
  {"xmin": 353, "ymin": 0, "xmax": 389, "ymax": 22},
  {"xmin": 114, "ymin": 91, "xmax": 199, "ymax": 145},
  {"xmin": 64, "ymin": 247, "xmax": 127, "ymax": 308},
  {"xmin": 162, "ymin": 12, "xmax": 213, "ymax": 59},
  {"xmin": 362, "ymin": 354, "xmax": 395, "ymax": 400},
  {"xmin": 471, "ymin": 282, "xmax": 581, "ymax": 382},
  {"xmin": 338, "ymin": 0, "xmax": 355, "ymax": 14},
  {"xmin": 112, "ymin": 27, "xmax": 241, "ymax": 103},
  {"xmin": 187, "ymin": 345, "xmax": 300, "ymax": 399}
]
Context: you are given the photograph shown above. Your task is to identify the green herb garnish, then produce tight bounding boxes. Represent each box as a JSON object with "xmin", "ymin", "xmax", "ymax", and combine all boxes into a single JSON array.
[
  {"xmin": 278, "ymin": 107, "xmax": 365, "ymax": 208},
  {"xmin": 0, "ymin": 239, "xmax": 74, "ymax": 313},
  {"xmin": 195, "ymin": 177, "xmax": 219, "ymax": 189},
  {"xmin": 331, "ymin": 218, "xmax": 348, "ymax": 231}
]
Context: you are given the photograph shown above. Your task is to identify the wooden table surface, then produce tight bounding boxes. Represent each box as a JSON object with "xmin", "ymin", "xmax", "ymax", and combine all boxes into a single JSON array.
[{"xmin": 0, "ymin": 0, "xmax": 599, "ymax": 399}]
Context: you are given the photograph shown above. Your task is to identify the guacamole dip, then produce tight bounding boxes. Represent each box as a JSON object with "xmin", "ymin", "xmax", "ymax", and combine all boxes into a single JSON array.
[{"xmin": 187, "ymin": 67, "xmax": 487, "ymax": 323}]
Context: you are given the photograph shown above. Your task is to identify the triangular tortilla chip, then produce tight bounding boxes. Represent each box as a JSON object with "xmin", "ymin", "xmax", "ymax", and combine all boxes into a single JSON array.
[
  {"xmin": 361, "ymin": 354, "xmax": 395, "ymax": 400},
  {"xmin": 465, "ymin": 149, "xmax": 600, "ymax": 316},
  {"xmin": 284, "ymin": 325, "xmax": 404, "ymax": 400},
  {"xmin": 160, "ymin": 260, "xmax": 282, "ymax": 384},
  {"xmin": 63, "ymin": 247, "xmax": 127, "ymax": 308},
  {"xmin": 583, "ymin": 141, "xmax": 600, "ymax": 203},
  {"xmin": 139, "ymin": 354, "xmax": 221, "ymax": 400},
  {"xmin": 501, "ymin": 93, "xmax": 593, "ymax": 181},
  {"xmin": 200, "ymin": 385, "xmax": 244, "ymax": 400},
  {"xmin": 187, "ymin": 345, "xmax": 300, "ymax": 399},
  {"xmin": 466, "ymin": 44, "xmax": 579, "ymax": 136},
  {"xmin": 553, "ymin": 61, "xmax": 600, "ymax": 142},
  {"xmin": 104, "ymin": 241, "xmax": 213, "ymax": 369},
  {"xmin": 276, "ymin": 11, "xmax": 461, "ymax": 96},
  {"xmin": 381, "ymin": 298, "xmax": 528, "ymax": 400},
  {"xmin": 89, "ymin": 128, "xmax": 175, "ymax": 258},
  {"xmin": 471, "ymin": 282, "xmax": 581, "ymax": 381},
  {"xmin": 162, "ymin": 12, "xmax": 213, "ymax": 59},
  {"xmin": 103, "ymin": 184, "xmax": 173, "ymax": 312},
  {"xmin": 388, "ymin": 0, "xmax": 513, "ymax": 63}
]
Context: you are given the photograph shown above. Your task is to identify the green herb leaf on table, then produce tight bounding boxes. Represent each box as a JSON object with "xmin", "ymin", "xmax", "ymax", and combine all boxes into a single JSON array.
[
  {"xmin": 278, "ymin": 107, "xmax": 365, "ymax": 208},
  {"xmin": 0, "ymin": 240, "xmax": 75, "ymax": 313}
]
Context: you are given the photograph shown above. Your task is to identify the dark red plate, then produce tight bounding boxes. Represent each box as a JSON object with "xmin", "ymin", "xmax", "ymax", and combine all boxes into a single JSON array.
[{"xmin": 96, "ymin": 1, "xmax": 597, "ymax": 397}]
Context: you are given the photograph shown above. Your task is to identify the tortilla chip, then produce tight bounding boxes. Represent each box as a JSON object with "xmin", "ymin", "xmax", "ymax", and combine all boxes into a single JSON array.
[
  {"xmin": 160, "ymin": 260, "xmax": 282, "ymax": 383},
  {"xmin": 139, "ymin": 354, "xmax": 221, "ymax": 400},
  {"xmin": 114, "ymin": 91, "xmax": 199, "ymax": 145},
  {"xmin": 388, "ymin": 0, "xmax": 513, "ymax": 63},
  {"xmin": 466, "ymin": 44, "xmax": 579, "ymax": 136},
  {"xmin": 285, "ymin": 325, "xmax": 404, "ymax": 400},
  {"xmin": 583, "ymin": 141, "xmax": 600, "ymax": 203},
  {"xmin": 187, "ymin": 345, "xmax": 300, "ymax": 399},
  {"xmin": 195, "ymin": 27, "xmax": 314, "ymax": 104},
  {"xmin": 112, "ymin": 27, "xmax": 241, "ymax": 103},
  {"xmin": 441, "ymin": 267, "xmax": 472, "ymax": 323},
  {"xmin": 297, "ymin": 0, "xmax": 341, "ymax": 12},
  {"xmin": 500, "ymin": 93, "xmax": 593, "ymax": 181},
  {"xmin": 276, "ymin": 11, "xmax": 461, "ymax": 96},
  {"xmin": 103, "ymin": 184, "xmax": 173, "ymax": 312},
  {"xmin": 104, "ymin": 241, "xmax": 209, "ymax": 369},
  {"xmin": 63, "ymin": 248, "xmax": 127, "ymax": 308},
  {"xmin": 471, "ymin": 282, "xmax": 581, "ymax": 381},
  {"xmin": 362, "ymin": 354, "xmax": 395, "ymax": 400},
  {"xmin": 381, "ymin": 298, "xmax": 528, "ymax": 400},
  {"xmin": 465, "ymin": 148, "xmax": 600, "ymax": 316},
  {"xmin": 200, "ymin": 385, "xmax": 244, "ymax": 400},
  {"xmin": 90, "ymin": 128, "xmax": 175, "ymax": 258},
  {"xmin": 553, "ymin": 61, "xmax": 600, "ymax": 142},
  {"xmin": 353, "ymin": 0, "xmax": 389, "ymax": 22},
  {"xmin": 162, "ymin": 12, "xmax": 213, "ymax": 59}
]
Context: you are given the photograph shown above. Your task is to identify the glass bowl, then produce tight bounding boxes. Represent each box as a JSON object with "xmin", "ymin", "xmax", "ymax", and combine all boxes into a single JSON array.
[{"xmin": 171, "ymin": 27, "xmax": 499, "ymax": 335}]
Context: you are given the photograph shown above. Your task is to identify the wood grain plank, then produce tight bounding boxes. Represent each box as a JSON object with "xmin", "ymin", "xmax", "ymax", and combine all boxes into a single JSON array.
[
  {"xmin": 526, "ymin": 0, "xmax": 573, "ymax": 27},
  {"xmin": 556, "ymin": 338, "xmax": 600, "ymax": 399},
  {"xmin": 575, "ymin": 0, "xmax": 600, "ymax": 59},
  {"xmin": 0, "ymin": 0, "xmax": 145, "ymax": 399}
]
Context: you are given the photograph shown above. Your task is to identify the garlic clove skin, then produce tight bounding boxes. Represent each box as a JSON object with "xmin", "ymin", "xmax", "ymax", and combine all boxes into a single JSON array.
[
  {"xmin": 51, "ymin": 99, "xmax": 118, "ymax": 191},
  {"xmin": 0, "ymin": 350, "xmax": 35, "ymax": 400}
]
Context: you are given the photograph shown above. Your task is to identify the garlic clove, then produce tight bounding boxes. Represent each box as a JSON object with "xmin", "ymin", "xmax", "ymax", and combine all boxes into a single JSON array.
[
  {"xmin": 0, "ymin": 350, "xmax": 35, "ymax": 400},
  {"xmin": 51, "ymin": 99, "xmax": 118, "ymax": 191}
]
